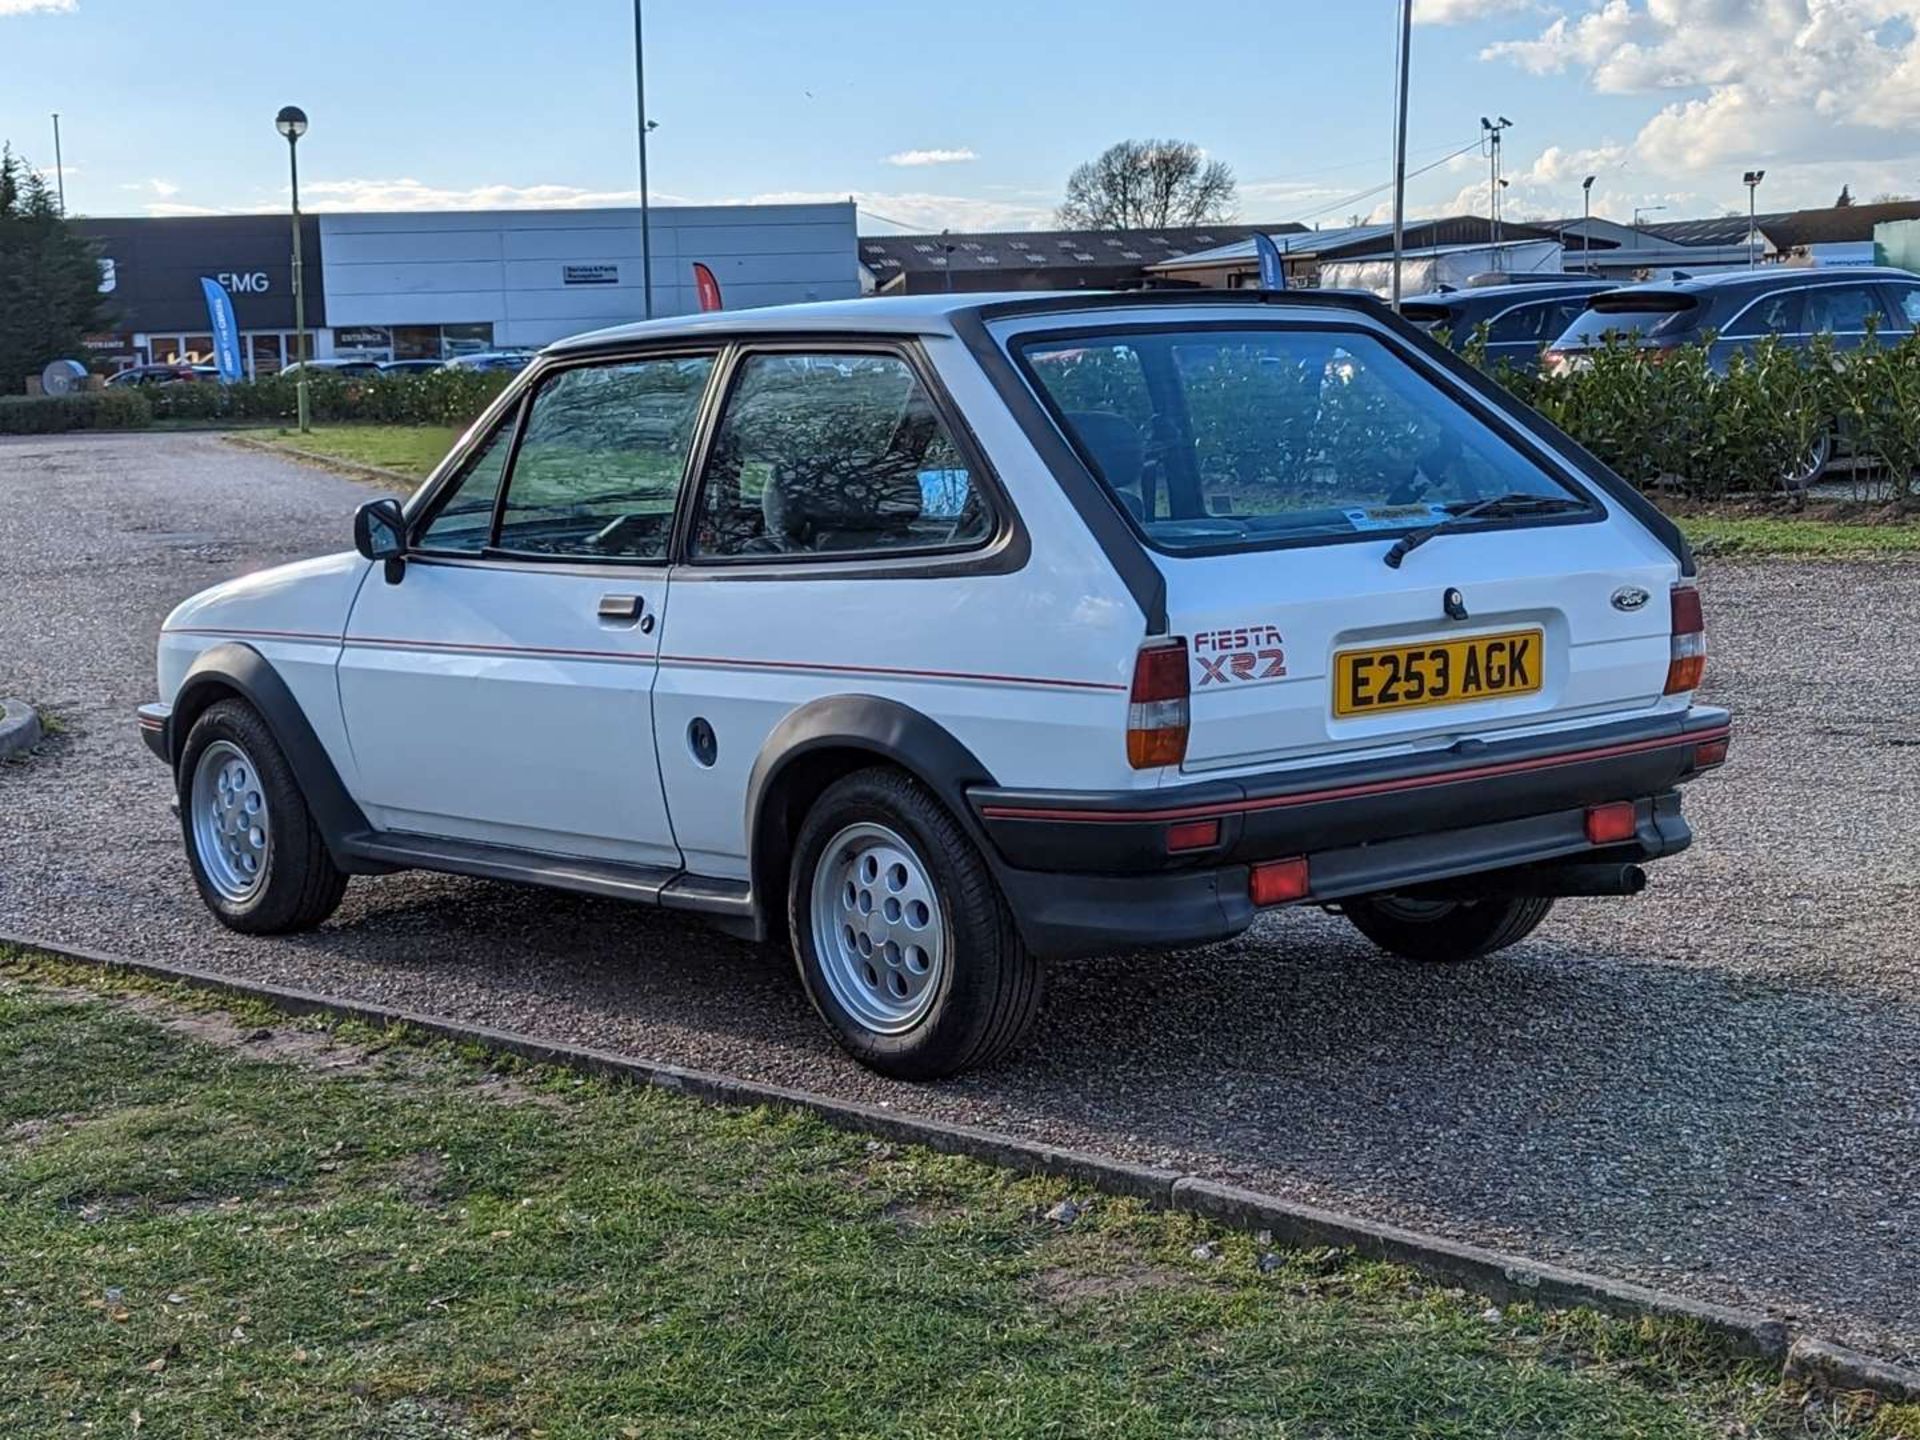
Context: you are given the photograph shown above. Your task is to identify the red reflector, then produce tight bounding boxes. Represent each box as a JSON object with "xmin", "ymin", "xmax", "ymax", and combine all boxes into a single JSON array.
[
  {"xmin": 1249, "ymin": 857, "xmax": 1310, "ymax": 906},
  {"xmin": 1165, "ymin": 818, "xmax": 1221, "ymax": 853},
  {"xmin": 1694, "ymin": 737, "xmax": 1730, "ymax": 767},
  {"xmin": 1585, "ymin": 802, "xmax": 1638, "ymax": 846}
]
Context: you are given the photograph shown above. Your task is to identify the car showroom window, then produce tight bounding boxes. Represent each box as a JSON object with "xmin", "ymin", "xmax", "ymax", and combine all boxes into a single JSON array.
[
  {"xmin": 692, "ymin": 351, "xmax": 993, "ymax": 559},
  {"xmin": 492, "ymin": 356, "xmax": 715, "ymax": 561},
  {"xmin": 414, "ymin": 418, "xmax": 515, "ymax": 554},
  {"xmin": 1020, "ymin": 326, "xmax": 1586, "ymax": 554}
]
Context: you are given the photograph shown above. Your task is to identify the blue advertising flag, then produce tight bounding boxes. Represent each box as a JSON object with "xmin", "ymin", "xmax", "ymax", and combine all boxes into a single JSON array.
[
  {"xmin": 1253, "ymin": 232, "xmax": 1287, "ymax": 291},
  {"xmin": 199, "ymin": 277, "xmax": 244, "ymax": 382}
]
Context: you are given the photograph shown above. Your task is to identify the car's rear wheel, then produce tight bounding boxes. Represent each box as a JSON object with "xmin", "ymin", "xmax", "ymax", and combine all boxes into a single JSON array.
[
  {"xmin": 178, "ymin": 699, "xmax": 348, "ymax": 934},
  {"xmin": 1342, "ymin": 893, "xmax": 1553, "ymax": 963},
  {"xmin": 788, "ymin": 767, "xmax": 1041, "ymax": 1080},
  {"xmin": 1781, "ymin": 427, "xmax": 1834, "ymax": 491}
]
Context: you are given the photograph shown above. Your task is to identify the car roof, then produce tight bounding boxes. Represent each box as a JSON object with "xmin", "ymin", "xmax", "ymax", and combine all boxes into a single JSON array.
[
  {"xmin": 1402, "ymin": 279, "xmax": 1611, "ymax": 307},
  {"xmin": 546, "ymin": 288, "xmax": 1399, "ymax": 354},
  {"xmin": 1596, "ymin": 264, "xmax": 1918, "ymax": 303}
]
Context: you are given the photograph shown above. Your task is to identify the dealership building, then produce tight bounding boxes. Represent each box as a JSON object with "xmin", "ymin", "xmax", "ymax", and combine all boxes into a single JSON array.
[{"xmin": 76, "ymin": 202, "xmax": 859, "ymax": 376}]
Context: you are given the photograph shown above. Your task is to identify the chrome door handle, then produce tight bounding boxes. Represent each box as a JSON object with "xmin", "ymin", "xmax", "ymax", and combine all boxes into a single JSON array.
[{"xmin": 597, "ymin": 593, "xmax": 644, "ymax": 622}]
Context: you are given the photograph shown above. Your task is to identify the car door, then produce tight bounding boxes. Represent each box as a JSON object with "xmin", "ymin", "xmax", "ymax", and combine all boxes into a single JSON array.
[
  {"xmin": 1712, "ymin": 288, "xmax": 1801, "ymax": 370},
  {"xmin": 1880, "ymin": 280, "xmax": 1920, "ymax": 334},
  {"xmin": 1800, "ymin": 280, "xmax": 1896, "ymax": 355},
  {"xmin": 1483, "ymin": 299, "xmax": 1560, "ymax": 368},
  {"xmin": 337, "ymin": 350, "xmax": 718, "ymax": 868}
]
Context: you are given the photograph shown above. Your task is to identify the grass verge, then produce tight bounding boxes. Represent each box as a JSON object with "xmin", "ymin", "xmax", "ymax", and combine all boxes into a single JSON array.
[
  {"xmin": 251, "ymin": 423, "xmax": 461, "ymax": 481},
  {"xmin": 2, "ymin": 952, "xmax": 1912, "ymax": 1439}
]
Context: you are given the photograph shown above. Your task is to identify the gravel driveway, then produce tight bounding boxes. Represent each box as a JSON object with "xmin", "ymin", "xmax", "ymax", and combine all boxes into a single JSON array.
[{"xmin": 3, "ymin": 431, "xmax": 1917, "ymax": 1362}]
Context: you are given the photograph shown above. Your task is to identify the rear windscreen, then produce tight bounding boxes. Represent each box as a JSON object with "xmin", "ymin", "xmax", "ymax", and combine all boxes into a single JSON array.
[
  {"xmin": 1556, "ymin": 296, "xmax": 1698, "ymax": 345},
  {"xmin": 1015, "ymin": 325, "xmax": 1588, "ymax": 554}
]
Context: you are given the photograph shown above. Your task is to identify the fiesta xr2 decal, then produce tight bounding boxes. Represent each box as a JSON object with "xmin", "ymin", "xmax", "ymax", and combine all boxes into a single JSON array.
[{"xmin": 1192, "ymin": 625, "xmax": 1287, "ymax": 687}]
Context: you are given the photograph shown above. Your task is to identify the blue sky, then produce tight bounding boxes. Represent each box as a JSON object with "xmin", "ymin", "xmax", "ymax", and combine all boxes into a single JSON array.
[{"xmin": 5, "ymin": 0, "xmax": 1919, "ymax": 232}]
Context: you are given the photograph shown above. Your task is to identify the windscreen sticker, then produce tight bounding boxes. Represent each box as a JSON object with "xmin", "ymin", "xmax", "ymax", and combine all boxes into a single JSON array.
[
  {"xmin": 1193, "ymin": 625, "xmax": 1287, "ymax": 687},
  {"xmin": 1342, "ymin": 503, "xmax": 1450, "ymax": 532}
]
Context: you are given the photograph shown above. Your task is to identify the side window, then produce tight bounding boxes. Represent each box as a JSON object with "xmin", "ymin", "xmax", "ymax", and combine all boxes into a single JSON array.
[
  {"xmin": 415, "ymin": 419, "xmax": 514, "ymax": 554},
  {"xmin": 1887, "ymin": 283, "xmax": 1920, "ymax": 329},
  {"xmin": 1802, "ymin": 284, "xmax": 1886, "ymax": 335},
  {"xmin": 1723, "ymin": 291, "xmax": 1801, "ymax": 339},
  {"xmin": 1485, "ymin": 302, "xmax": 1553, "ymax": 345},
  {"xmin": 493, "ymin": 356, "xmax": 714, "ymax": 560},
  {"xmin": 692, "ymin": 351, "xmax": 994, "ymax": 560}
]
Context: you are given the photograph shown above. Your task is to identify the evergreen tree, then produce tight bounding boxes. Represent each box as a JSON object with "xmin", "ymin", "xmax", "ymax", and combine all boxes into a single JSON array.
[
  {"xmin": 0, "ymin": 145, "xmax": 107, "ymax": 394},
  {"xmin": 1835, "ymin": 184, "xmax": 1855, "ymax": 207}
]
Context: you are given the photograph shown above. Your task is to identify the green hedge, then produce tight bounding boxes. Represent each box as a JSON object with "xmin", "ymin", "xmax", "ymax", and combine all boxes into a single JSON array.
[
  {"xmin": 142, "ymin": 368, "xmax": 514, "ymax": 427},
  {"xmin": 1468, "ymin": 326, "xmax": 1920, "ymax": 501},
  {"xmin": 0, "ymin": 387, "xmax": 152, "ymax": 434}
]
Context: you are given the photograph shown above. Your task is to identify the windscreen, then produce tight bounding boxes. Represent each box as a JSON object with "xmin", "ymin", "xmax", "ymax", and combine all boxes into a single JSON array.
[{"xmin": 1016, "ymin": 326, "xmax": 1587, "ymax": 554}]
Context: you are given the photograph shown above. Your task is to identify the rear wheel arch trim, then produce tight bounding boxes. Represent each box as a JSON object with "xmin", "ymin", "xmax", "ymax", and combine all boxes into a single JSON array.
[
  {"xmin": 744, "ymin": 696, "xmax": 1003, "ymax": 935},
  {"xmin": 168, "ymin": 643, "xmax": 371, "ymax": 866}
]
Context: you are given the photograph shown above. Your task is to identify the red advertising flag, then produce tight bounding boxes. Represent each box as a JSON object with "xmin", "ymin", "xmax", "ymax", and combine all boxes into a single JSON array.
[{"xmin": 692, "ymin": 262, "xmax": 723, "ymax": 312}]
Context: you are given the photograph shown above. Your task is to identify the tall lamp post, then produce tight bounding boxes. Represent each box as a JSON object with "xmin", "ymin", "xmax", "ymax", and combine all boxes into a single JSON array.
[
  {"xmin": 1581, "ymin": 174, "xmax": 1596, "ymax": 274},
  {"xmin": 633, "ymin": 0, "xmax": 655, "ymax": 320},
  {"xmin": 1480, "ymin": 116, "xmax": 1512, "ymax": 267},
  {"xmin": 1388, "ymin": 0, "xmax": 1413, "ymax": 312},
  {"xmin": 1743, "ymin": 170, "xmax": 1766, "ymax": 267},
  {"xmin": 275, "ymin": 105, "xmax": 311, "ymax": 434}
]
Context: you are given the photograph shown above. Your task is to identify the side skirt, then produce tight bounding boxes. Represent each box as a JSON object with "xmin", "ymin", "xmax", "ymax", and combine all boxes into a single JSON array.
[{"xmin": 339, "ymin": 832, "xmax": 758, "ymax": 937}]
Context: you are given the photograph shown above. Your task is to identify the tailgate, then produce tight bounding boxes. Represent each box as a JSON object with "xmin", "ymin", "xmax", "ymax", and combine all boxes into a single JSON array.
[{"xmin": 1165, "ymin": 524, "xmax": 1678, "ymax": 775}]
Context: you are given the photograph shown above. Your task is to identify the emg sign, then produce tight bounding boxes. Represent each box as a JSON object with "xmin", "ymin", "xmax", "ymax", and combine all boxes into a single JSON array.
[{"xmin": 218, "ymin": 271, "xmax": 272, "ymax": 294}]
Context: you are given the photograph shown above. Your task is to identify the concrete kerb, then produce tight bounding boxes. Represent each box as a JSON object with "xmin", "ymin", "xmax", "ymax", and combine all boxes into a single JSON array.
[
  {"xmin": 221, "ymin": 432, "xmax": 414, "ymax": 491},
  {"xmin": 0, "ymin": 699, "xmax": 45, "ymax": 760},
  {"xmin": 5, "ymin": 930, "xmax": 1918, "ymax": 1402}
]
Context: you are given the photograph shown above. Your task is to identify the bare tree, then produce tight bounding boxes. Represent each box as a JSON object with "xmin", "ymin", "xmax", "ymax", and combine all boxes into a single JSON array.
[{"xmin": 1057, "ymin": 139, "xmax": 1237, "ymax": 229}]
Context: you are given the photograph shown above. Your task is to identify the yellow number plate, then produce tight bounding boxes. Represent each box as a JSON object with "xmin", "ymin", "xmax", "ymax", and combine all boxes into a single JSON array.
[{"xmin": 1333, "ymin": 629, "xmax": 1544, "ymax": 718}]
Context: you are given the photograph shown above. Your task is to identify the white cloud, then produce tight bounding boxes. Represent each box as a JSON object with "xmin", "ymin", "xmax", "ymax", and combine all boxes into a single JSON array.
[
  {"xmin": 1472, "ymin": 1, "xmax": 1920, "ymax": 214},
  {"xmin": 883, "ymin": 148, "xmax": 978, "ymax": 167},
  {"xmin": 1413, "ymin": 0, "xmax": 1535, "ymax": 22},
  {"xmin": 0, "ymin": 0, "xmax": 76, "ymax": 14}
]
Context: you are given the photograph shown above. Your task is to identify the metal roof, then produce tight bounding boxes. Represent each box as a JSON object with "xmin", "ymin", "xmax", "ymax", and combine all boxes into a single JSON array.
[
  {"xmin": 1151, "ymin": 216, "xmax": 1566, "ymax": 270},
  {"xmin": 856, "ymin": 223, "xmax": 1303, "ymax": 279},
  {"xmin": 1759, "ymin": 201, "xmax": 1920, "ymax": 250}
]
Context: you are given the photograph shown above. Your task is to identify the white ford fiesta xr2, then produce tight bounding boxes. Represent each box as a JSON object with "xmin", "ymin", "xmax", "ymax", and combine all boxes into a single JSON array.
[{"xmin": 141, "ymin": 291, "xmax": 1729, "ymax": 1079}]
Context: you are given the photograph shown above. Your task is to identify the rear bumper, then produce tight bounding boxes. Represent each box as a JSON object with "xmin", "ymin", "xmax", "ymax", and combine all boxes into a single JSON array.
[{"xmin": 972, "ymin": 707, "xmax": 1728, "ymax": 959}]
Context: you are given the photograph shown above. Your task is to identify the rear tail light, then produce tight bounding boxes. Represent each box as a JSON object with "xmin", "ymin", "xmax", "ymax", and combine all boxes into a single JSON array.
[
  {"xmin": 1127, "ymin": 639, "xmax": 1190, "ymax": 770},
  {"xmin": 1664, "ymin": 584, "xmax": 1706, "ymax": 694}
]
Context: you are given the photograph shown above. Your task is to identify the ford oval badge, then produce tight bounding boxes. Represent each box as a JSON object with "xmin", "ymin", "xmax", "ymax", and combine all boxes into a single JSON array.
[{"xmin": 1611, "ymin": 585, "xmax": 1651, "ymax": 612}]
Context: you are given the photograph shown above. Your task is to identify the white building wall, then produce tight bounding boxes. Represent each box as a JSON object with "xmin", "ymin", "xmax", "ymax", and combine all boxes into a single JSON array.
[{"xmin": 318, "ymin": 203, "xmax": 859, "ymax": 348}]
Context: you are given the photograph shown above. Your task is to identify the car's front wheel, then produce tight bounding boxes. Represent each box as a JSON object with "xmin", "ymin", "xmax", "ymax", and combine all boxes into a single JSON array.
[
  {"xmin": 788, "ymin": 767, "xmax": 1041, "ymax": 1080},
  {"xmin": 178, "ymin": 699, "xmax": 348, "ymax": 934},
  {"xmin": 1342, "ymin": 893, "xmax": 1553, "ymax": 963}
]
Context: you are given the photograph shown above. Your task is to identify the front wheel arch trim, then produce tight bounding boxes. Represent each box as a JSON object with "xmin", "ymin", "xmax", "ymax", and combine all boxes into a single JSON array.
[{"xmin": 167, "ymin": 642, "xmax": 373, "ymax": 869}]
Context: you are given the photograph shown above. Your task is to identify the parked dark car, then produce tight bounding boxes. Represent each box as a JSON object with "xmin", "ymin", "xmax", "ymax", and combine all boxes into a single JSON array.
[
  {"xmin": 280, "ymin": 359, "xmax": 385, "ymax": 378},
  {"xmin": 444, "ymin": 350, "xmax": 537, "ymax": 374},
  {"xmin": 106, "ymin": 363, "xmax": 221, "ymax": 388},
  {"xmin": 1401, "ymin": 278, "xmax": 1615, "ymax": 367},
  {"xmin": 1545, "ymin": 266, "xmax": 1920, "ymax": 485},
  {"xmin": 1544, "ymin": 266, "xmax": 1920, "ymax": 375},
  {"xmin": 377, "ymin": 359, "xmax": 447, "ymax": 375}
]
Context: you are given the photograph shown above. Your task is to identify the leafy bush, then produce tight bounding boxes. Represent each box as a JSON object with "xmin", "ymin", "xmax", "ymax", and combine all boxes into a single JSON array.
[
  {"xmin": 0, "ymin": 387, "xmax": 151, "ymax": 434},
  {"xmin": 142, "ymin": 368, "xmax": 513, "ymax": 427}
]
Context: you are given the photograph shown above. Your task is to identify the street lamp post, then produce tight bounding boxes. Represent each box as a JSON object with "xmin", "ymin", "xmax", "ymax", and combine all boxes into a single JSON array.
[
  {"xmin": 1743, "ymin": 170, "xmax": 1766, "ymax": 268},
  {"xmin": 1581, "ymin": 175, "xmax": 1595, "ymax": 274},
  {"xmin": 275, "ymin": 105, "xmax": 311, "ymax": 434},
  {"xmin": 1388, "ymin": 0, "xmax": 1413, "ymax": 313},
  {"xmin": 1480, "ymin": 116, "xmax": 1512, "ymax": 267},
  {"xmin": 633, "ymin": 0, "xmax": 655, "ymax": 321}
]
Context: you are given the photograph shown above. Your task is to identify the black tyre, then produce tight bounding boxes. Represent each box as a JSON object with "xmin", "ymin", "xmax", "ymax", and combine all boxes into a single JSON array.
[
  {"xmin": 177, "ymin": 699, "xmax": 348, "ymax": 934},
  {"xmin": 1781, "ymin": 427, "xmax": 1834, "ymax": 491},
  {"xmin": 787, "ymin": 767, "xmax": 1041, "ymax": 1080},
  {"xmin": 1343, "ymin": 893, "xmax": 1554, "ymax": 964}
]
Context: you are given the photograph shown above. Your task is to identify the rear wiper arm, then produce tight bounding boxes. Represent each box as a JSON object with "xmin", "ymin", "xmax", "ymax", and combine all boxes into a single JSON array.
[{"xmin": 1383, "ymin": 492, "xmax": 1587, "ymax": 569}]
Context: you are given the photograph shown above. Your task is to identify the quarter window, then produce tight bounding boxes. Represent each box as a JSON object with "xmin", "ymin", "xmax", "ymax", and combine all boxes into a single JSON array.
[
  {"xmin": 692, "ymin": 351, "xmax": 993, "ymax": 559},
  {"xmin": 492, "ymin": 356, "xmax": 714, "ymax": 561},
  {"xmin": 415, "ymin": 420, "xmax": 513, "ymax": 554},
  {"xmin": 1723, "ymin": 291, "xmax": 1800, "ymax": 339},
  {"xmin": 1485, "ymin": 301, "xmax": 1557, "ymax": 345}
]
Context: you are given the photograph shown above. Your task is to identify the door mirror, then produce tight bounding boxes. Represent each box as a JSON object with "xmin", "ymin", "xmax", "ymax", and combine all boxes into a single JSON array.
[{"xmin": 354, "ymin": 498, "xmax": 407, "ymax": 561}]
